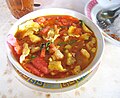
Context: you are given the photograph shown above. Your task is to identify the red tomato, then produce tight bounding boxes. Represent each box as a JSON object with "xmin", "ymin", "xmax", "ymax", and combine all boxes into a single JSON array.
[
  {"xmin": 24, "ymin": 63, "xmax": 44, "ymax": 77},
  {"xmin": 32, "ymin": 57, "xmax": 49, "ymax": 74}
]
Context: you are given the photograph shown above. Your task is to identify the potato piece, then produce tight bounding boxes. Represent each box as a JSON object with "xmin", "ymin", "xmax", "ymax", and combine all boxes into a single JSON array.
[
  {"xmin": 81, "ymin": 33, "xmax": 91, "ymax": 40},
  {"xmin": 68, "ymin": 26, "xmax": 76, "ymax": 35},
  {"xmin": 91, "ymin": 37, "xmax": 96, "ymax": 44},
  {"xmin": 65, "ymin": 49, "xmax": 69, "ymax": 53},
  {"xmin": 86, "ymin": 37, "xmax": 96, "ymax": 50},
  {"xmin": 65, "ymin": 44, "xmax": 72, "ymax": 49},
  {"xmin": 82, "ymin": 22, "xmax": 92, "ymax": 33},
  {"xmin": 68, "ymin": 26, "xmax": 80, "ymax": 37},
  {"xmin": 48, "ymin": 61, "xmax": 66, "ymax": 72},
  {"xmin": 81, "ymin": 48, "xmax": 90, "ymax": 59},
  {"xmin": 22, "ymin": 30, "xmax": 34, "ymax": 38},
  {"xmin": 67, "ymin": 53, "xmax": 76, "ymax": 65},
  {"xmin": 72, "ymin": 66, "xmax": 81, "ymax": 75},
  {"xmin": 91, "ymin": 47, "xmax": 96, "ymax": 53},
  {"xmin": 67, "ymin": 57, "xmax": 76, "ymax": 65},
  {"xmin": 52, "ymin": 50, "xmax": 64, "ymax": 60},
  {"xmin": 67, "ymin": 53, "xmax": 72, "ymax": 57},
  {"xmin": 86, "ymin": 42, "xmax": 93, "ymax": 50},
  {"xmin": 29, "ymin": 33, "xmax": 41, "ymax": 43},
  {"xmin": 31, "ymin": 46, "xmax": 40, "ymax": 53}
]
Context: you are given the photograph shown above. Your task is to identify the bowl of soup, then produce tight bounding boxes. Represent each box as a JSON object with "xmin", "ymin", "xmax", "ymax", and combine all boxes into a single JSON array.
[{"xmin": 6, "ymin": 8, "xmax": 104, "ymax": 84}]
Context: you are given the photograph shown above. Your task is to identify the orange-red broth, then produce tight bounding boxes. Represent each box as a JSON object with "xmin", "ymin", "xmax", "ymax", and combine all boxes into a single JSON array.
[{"xmin": 11, "ymin": 15, "xmax": 97, "ymax": 78}]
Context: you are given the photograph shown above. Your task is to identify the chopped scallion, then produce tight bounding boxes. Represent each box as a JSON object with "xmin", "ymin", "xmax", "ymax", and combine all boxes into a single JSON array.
[
  {"xmin": 58, "ymin": 42, "xmax": 67, "ymax": 46},
  {"xmin": 40, "ymin": 43, "xmax": 45, "ymax": 51},
  {"xmin": 69, "ymin": 39, "xmax": 77, "ymax": 45},
  {"xmin": 31, "ymin": 55, "xmax": 36, "ymax": 58},
  {"xmin": 46, "ymin": 42, "xmax": 50, "ymax": 47}
]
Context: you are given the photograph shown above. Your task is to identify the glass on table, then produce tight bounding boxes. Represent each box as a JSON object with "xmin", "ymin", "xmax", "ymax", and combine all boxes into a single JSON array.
[{"xmin": 6, "ymin": 0, "xmax": 34, "ymax": 19}]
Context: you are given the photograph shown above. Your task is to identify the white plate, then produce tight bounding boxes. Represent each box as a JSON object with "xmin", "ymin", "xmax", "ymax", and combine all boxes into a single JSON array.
[{"xmin": 84, "ymin": 0, "xmax": 120, "ymax": 47}]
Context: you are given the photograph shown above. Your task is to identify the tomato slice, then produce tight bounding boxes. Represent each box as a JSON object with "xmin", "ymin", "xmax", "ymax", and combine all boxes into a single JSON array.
[
  {"xmin": 32, "ymin": 57, "xmax": 49, "ymax": 74},
  {"xmin": 24, "ymin": 63, "xmax": 44, "ymax": 77}
]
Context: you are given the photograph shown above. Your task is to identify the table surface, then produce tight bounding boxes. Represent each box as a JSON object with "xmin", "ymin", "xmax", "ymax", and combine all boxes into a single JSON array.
[{"xmin": 0, "ymin": 0, "xmax": 120, "ymax": 98}]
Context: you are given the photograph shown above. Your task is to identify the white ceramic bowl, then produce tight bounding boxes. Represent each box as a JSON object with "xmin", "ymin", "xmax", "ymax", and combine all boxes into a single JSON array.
[{"xmin": 6, "ymin": 8, "xmax": 104, "ymax": 84}]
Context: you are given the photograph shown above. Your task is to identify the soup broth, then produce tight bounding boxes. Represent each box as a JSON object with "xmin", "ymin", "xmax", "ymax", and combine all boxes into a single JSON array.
[{"xmin": 8, "ymin": 15, "xmax": 97, "ymax": 78}]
